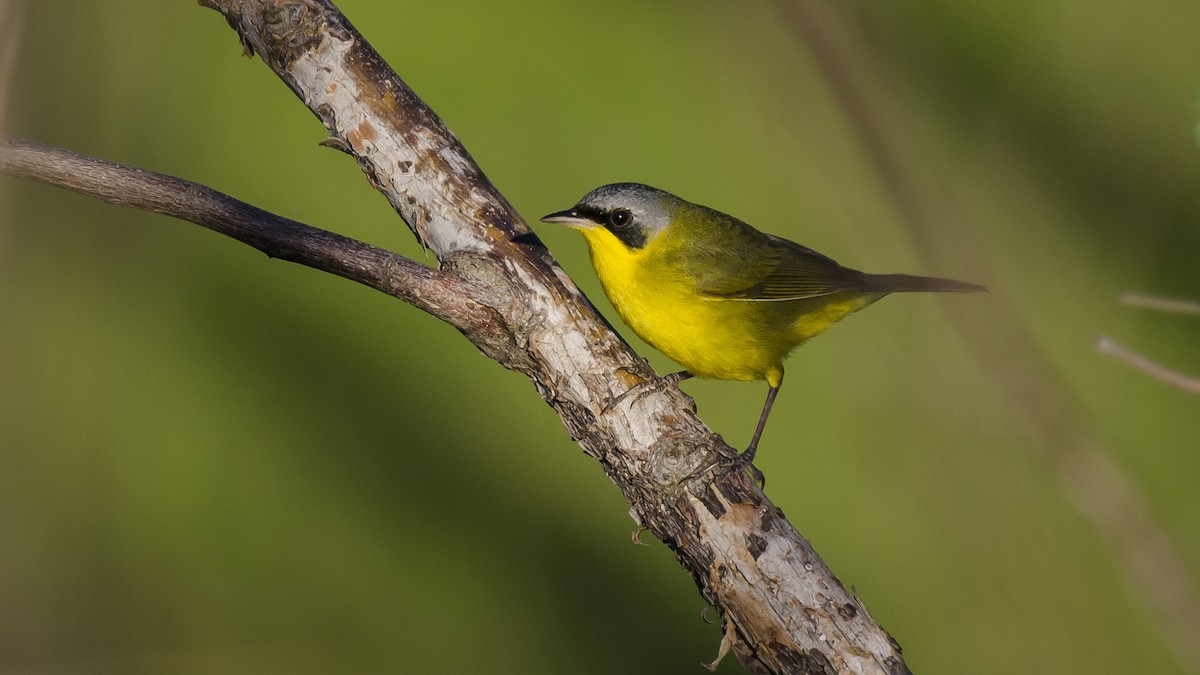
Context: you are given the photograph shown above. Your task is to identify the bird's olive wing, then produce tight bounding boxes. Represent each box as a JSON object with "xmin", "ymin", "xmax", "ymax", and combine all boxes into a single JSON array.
[{"xmin": 691, "ymin": 231, "xmax": 866, "ymax": 301}]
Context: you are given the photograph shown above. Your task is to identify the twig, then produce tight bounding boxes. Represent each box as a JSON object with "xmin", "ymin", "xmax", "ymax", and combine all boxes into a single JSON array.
[
  {"xmin": 1119, "ymin": 292, "xmax": 1200, "ymax": 317},
  {"xmin": 1098, "ymin": 336, "xmax": 1200, "ymax": 394}
]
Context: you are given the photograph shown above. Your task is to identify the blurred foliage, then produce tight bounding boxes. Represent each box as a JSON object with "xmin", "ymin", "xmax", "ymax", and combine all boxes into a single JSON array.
[{"xmin": 2, "ymin": 1, "xmax": 1199, "ymax": 673}]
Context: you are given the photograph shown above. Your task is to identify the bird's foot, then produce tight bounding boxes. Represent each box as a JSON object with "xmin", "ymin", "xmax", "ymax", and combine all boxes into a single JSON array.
[
  {"xmin": 718, "ymin": 447, "xmax": 765, "ymax": 488},
  {"xmin": 602, "ymin": 370, "xmax": 693, "ymax": 415}
]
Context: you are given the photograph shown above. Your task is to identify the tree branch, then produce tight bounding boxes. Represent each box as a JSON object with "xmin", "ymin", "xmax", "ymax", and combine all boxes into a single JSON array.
[
  {"xmin": 1, "ymin": 1, "xmax": 911, "ymax": 671},
  {"xmin": 0, "ymin": 137, "xmax": 496, "ymax": 331}
]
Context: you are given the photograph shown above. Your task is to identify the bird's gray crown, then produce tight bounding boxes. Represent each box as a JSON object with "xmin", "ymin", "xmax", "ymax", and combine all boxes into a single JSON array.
[{"xmin": 571, "ymin": 183, "xmax": 677, "ymax": 248}]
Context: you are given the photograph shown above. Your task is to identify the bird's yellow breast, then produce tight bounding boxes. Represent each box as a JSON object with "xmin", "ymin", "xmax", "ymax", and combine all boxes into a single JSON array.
[{"xmin": 578, "ymin": 226, "xmax": 869, "ymax": 385}]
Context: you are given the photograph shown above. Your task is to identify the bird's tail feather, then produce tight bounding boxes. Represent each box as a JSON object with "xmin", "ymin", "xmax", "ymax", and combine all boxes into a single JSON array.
[{"xmin": 861, "ymin": 273, "xmax": 986, "ymax": 294}]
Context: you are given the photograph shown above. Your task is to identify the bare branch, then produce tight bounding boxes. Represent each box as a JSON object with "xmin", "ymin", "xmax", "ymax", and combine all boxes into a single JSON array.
[
  {"xmin": 0, "ymin": 137, "xmax": 505, "ymax": 348},
  {"xmin": 3, "ymin": 1, "xmax": 915, "ymax": 671},
  {"xmin": 1098, "ymin": 336, "xmax": 1200, "ymax": 394}
]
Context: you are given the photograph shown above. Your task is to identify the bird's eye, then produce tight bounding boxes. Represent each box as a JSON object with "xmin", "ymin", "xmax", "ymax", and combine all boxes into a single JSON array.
[{"xmin": 609, "ymin": 209, "xmax": 632, "ymax": 228}]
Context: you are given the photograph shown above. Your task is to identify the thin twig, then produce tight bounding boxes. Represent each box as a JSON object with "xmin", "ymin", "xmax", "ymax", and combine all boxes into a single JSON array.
[
  {"xmin": 1120, "ymin": 292, "xmax": 1200, "ymax": 317},
  {"xmin": 1098, "ymin": 336, "xmax": 1200, "ymax": 394}
]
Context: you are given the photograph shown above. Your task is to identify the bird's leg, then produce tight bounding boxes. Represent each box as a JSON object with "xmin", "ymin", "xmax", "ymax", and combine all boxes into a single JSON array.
[
  {"xmin": 602, "ymin": 370, "xmax": 693, "ymax": 415},
  {"xmin": 743, "ymin": 383, "xmax": 780, "ymax": 464},
  {"xmin": 726, "ymin": 375, "xmax": 782, "ymax": 487}
]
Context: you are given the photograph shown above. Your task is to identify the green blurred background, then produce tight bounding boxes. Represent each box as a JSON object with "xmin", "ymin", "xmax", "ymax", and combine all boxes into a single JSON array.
[{"xmin": 2, "ymin": 1, "xmax": 1199, "ymax": 673}]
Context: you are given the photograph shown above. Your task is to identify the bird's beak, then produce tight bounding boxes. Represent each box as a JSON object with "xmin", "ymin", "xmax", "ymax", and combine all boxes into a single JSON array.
[{"xmin": 540, "ymin": 209, "xmax": 595, "ymax": 229}]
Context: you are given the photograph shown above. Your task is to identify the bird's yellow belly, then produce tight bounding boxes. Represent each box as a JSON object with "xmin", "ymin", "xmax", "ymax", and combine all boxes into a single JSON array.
[
  {"xmin": 614, "ymin": 288, "xmax": 782, "ymax": 381},
  {"xmin": 583, "ymin": 226, "xmax": 877, "ymax": 384},
  {"xmin": 613, "ymin": 280, "xmax": 881, "ymax": 379}
]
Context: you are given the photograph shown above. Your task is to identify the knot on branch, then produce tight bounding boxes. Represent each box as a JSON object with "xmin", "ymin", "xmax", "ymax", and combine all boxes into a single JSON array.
[{"xmin": 647, "ymin": 435, "xmax": 711, "ymax": 486}]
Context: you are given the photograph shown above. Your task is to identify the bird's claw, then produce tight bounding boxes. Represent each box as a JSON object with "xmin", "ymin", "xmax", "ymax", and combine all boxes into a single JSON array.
[{"xmin": 721, "ymin": 449, "xmax": 765, "ymax": 488}]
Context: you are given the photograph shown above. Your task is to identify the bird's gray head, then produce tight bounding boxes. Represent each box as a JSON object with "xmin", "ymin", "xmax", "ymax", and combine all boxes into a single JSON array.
[{"xmin": 540, "ymin": 183, "xmax": 677, "ymax": 249}]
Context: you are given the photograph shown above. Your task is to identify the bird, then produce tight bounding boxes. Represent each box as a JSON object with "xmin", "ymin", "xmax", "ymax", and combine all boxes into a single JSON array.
[{"xmin": 541, "ymin": 182, "xmax": 984, "ymax": 474}]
